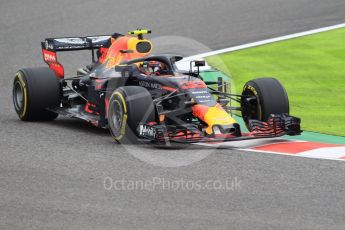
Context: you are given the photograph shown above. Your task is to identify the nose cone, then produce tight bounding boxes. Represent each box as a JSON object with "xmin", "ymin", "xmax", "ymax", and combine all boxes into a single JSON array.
[{"xmin": 192, "ymin": 104, "xmax": 238, "ymax": 135}]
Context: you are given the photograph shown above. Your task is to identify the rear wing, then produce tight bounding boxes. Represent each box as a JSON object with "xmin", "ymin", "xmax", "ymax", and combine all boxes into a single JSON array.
[
  {"xmin": 42, "ymin": 36, "xmax": 112, "ymax": 51},
  {"xmin": 41, "ymin": 34, "xmax": 121, "ymax": 78}
]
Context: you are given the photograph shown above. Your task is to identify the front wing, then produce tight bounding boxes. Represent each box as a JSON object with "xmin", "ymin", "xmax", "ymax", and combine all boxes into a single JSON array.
[{"xmin": 137, "ymin": 114, "xmax": 302, "ymax": 144}]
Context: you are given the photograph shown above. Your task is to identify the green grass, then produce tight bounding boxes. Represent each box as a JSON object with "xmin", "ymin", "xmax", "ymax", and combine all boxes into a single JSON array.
[{"xmin": 206, "ymin": 28, "xmax": 345, "ymax": 136}]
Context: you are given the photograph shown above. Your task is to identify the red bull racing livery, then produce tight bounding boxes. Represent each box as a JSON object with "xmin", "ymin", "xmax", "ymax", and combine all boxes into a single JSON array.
[{"xmin": 12, "ymin": 29, "xmax": 301, "ymax": 145}]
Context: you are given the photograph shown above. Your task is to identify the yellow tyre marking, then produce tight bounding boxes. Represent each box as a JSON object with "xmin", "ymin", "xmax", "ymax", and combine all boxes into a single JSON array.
[{"xmin": 16, "ymin": 72, "xmax": 28, "ymax": 118}]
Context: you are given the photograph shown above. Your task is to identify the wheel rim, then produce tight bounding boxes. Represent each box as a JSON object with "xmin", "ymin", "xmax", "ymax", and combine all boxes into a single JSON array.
[
  {"xmin": 110, "ymin": 99, "xmax": 124, "ymax": 133},
  {"xmin": 13, "ymin": 81, "xmax": 24, "ymax": 111},
  {"xmin": 241, "ymin": 89, "xmax": 260, "ymax": 121}
]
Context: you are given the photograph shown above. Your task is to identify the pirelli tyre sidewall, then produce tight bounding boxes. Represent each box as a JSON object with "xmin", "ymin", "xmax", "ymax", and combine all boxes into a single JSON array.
[
  {"xmin": 107, "ymin": 86, "xmax": 156, "ymax": 144},
  {"xmin": 12, "ymin": 68, "xmax": 61, "ymax": 121},
  {"xmin": 241, "ymin": 77, "xmax": 289, "ymax": 129}
]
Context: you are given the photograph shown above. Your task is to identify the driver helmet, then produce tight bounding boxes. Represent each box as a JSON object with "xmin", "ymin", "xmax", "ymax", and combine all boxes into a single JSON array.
[{"xmin": 139, "ymin": 61, "xmax": 167, "ymax": 75}]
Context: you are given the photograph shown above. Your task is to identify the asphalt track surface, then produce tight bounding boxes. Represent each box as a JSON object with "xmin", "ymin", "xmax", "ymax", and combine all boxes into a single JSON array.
[{"xmin": 1, "ymin": 0, "xmax": 345, "ymax": 229}]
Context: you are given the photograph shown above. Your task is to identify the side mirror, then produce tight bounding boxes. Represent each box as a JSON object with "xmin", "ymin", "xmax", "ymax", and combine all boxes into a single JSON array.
[
  {"xmin": 189, "ymin": 60, "xmax": 206, "ymax": 79},
  {"xmin": 115, "ymin": 65, "xmax": 136, "ymax": 78},
  {"xmin": 194, "ymin": 60, "xmax": 206, "ymax": 67}
]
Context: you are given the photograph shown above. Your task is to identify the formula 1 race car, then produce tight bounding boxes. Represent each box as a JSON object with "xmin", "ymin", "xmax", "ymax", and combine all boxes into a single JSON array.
[{"xmin": 12, "ymin": 29, "xmax": 301, "ymax": 145}]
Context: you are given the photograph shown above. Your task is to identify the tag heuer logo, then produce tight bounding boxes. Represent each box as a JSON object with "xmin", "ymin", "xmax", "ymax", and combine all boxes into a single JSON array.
[{"xmin": 139, "ymin": 125, "xmax": 156, "ymax": 137}]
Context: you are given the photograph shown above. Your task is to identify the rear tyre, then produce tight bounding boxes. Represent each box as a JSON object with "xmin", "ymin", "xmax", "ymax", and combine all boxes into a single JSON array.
[
  {"xmin": 107, "ymin": 86, "xmax": 156, "ymax": 144},
  {"xmin": 241, "ymin": 77, "xmax": 289, "ymax": 129},
  {"xmin": 12, "ymin": 67, "xmax": 61, "ymax": 121}
]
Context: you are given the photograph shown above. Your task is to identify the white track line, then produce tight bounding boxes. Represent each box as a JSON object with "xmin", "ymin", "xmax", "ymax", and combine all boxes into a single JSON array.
[{"xmin": 185, "ymin": 22, "xmax": 345, "ymax": 60}]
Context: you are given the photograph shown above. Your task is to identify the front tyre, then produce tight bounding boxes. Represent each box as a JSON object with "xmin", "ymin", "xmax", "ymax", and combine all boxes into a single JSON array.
[
  {"xmin": 241, "ymin": 77, "xmax": 289, "ymax": 129},
  {"xmin": 107, "ymin": 86, "xmax": 156, "ymax": 144},
  {"xmin": 13, "ymin": 67, "xmax": 61, "ymax": 121}
]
